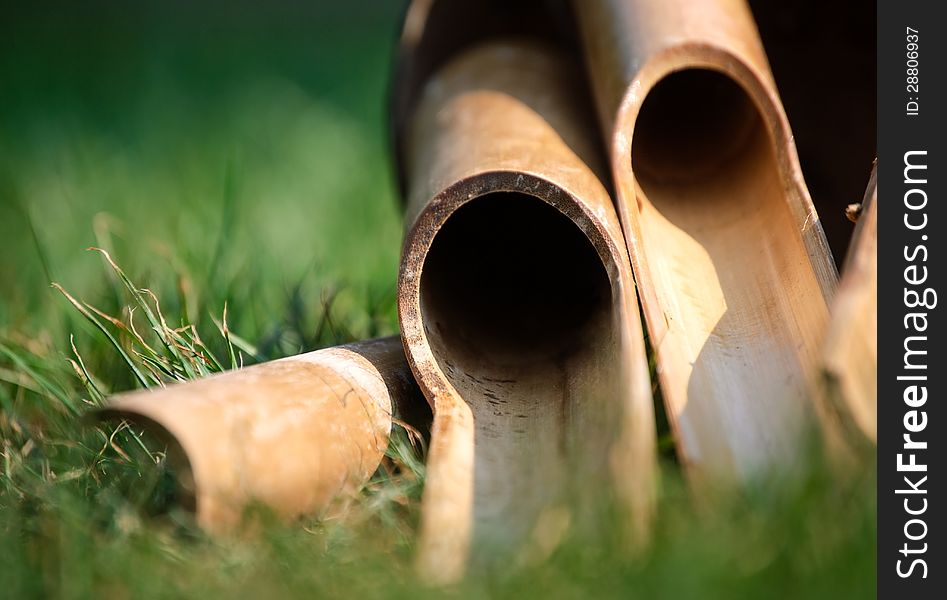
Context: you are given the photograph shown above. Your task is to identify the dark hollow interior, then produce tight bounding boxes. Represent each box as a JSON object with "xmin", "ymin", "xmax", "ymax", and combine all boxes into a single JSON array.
[
  {"xmin": 632, "ymin": 69, "xmax": 761, "ymax": 185},
  {"xmin": 96, "ymin": 411, "xmax": 196, "ymax": 518},
  {"xmin": 419, "ymin": 192, "xmax": 610, "ymax": 366}
]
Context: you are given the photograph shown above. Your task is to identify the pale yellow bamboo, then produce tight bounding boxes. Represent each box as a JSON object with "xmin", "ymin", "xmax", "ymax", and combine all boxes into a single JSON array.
[
  {"xmin": 100, "ymin": 337, "xmax": 421, "ymax": 532},
  {"xmin": 574, "ymin": 0, "xmax": 839, "ymax": 484}
]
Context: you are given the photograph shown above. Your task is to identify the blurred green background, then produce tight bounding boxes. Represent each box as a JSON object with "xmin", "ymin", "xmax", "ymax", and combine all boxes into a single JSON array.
[{"xmin": 1, "ymin": 1, "xmax": 405, "ymax": 350}]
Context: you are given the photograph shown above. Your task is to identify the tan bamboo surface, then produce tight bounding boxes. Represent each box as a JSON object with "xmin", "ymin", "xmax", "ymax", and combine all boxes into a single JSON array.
[
  {"xmin": 99, "ymin": 337, "xmax": 421, "ymax": 532},
  {"xmin": 820, "ymin": 165, "xmax": 877, "ymax": 445},
  {"xmin": 573, "ymin": 0, "xmax": 839, "ymax": 484},
  {"xmin": 396, "ymin": 38, "xmax": 655, "ymax": 581},
  {"xmin": 390, "ymin": 0, "xmax": 575, "ymax": 197}
]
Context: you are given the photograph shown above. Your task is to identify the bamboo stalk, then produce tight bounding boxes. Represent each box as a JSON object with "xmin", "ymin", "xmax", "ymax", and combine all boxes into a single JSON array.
[
  {"xmin": 98, "ymin": 337, "xmax": 424, "ymax": 532},
  {"xmin": 395, "ymin": 34, "xmax": 655, "ymax": 581},
  {"xmin": 573, "ymin": 0, "xmax": 839, "ymax": 484},
  {"xmin": 820, "ymin": 164, "xmax": 877, "ymax": 446},
  {"xmin": 390, "ymin": 0, "xmax": 575, "ymax": 196}
]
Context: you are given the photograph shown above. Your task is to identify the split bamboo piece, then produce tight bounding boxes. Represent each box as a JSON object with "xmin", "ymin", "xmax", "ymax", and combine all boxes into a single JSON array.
[
  {"xmin": 396, "ymin": 38, "xmax": 655, "ymax": 581},
  {"xmin": 820, "ymin": 165, "xmax": 877, "ymax": 445},
  {"xmin": 98, "ymin": 337, "xmax": 423, "ymax": 532},
  {"xmin": 573, "ymin": 0, "xmax": 839, "ymax": 484}
]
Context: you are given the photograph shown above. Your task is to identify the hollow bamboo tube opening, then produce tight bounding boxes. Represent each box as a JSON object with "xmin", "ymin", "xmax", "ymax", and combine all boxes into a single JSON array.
[
  {"xmin": 98, "ymin": 337, "xmax": 423, "ymax": 532},
  {"xmin": 631, "ymin": 70, "xmax": 759, "ymax": 185},
  {"xmin": 573, "ymin": 0, "xmax": 839, "ymax": 484},
  {"xmin": 420, "ymin": 193, "xmax": 611, "ymax": 367},
  {"xmin": 631, "ymin": 67, "xmax": 829, "ymax": 480},
  {"xmin": 397, "ymin": 40, "xmax": 654, "ymax": 579},
  {"xmin": 419, "ymin": 192, "xmax": 617, "ymax": 554}
]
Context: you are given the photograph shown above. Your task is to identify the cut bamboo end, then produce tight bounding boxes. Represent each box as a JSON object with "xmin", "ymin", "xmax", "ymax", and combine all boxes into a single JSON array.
[
  {"xmin": 397, "ymin": 38, "xmax": 655, "ymax": 581},
  {"xmin": 97, "ymin": 336, "xmax": 422, "ymax": 533},
  {"xmin": 574, "ymin": 0, "xmax": 839, "ymax": 484},
  {"xmin": 820, "ymin": 164, "xmax": 877, "ymax": 446}
]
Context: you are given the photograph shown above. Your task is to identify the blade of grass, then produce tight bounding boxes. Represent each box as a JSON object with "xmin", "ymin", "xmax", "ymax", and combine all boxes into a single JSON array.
[
  {"xmin": 51, "ymin": 284, "xmax": 150, "ymax": 389},
  {"xmin": 67, "ymin": 335, "xmax": 106, "ymax": 404},
  {"xmin": 90, "ymin": 248, "xmax": 188, "ymax": 370},
  {"xmin": 211, "ymin": 313, "xmax": 260, "ymax": 362},
  {"xmin": 0, "ymin": 340, "xmax": 76, "ymax": 413}
]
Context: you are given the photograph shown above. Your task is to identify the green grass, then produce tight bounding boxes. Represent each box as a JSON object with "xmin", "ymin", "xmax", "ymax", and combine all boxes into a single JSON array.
[{"xmin": 0, "ymin": 3, "xmax": 875, "ymax": 598}]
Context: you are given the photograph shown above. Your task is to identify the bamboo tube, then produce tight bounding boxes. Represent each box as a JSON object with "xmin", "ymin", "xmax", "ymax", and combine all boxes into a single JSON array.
[
  {"xmin": 98, "ymin": 337, "xmax": 424, "ymax": 532},
  {"xmin": 390, "ymin": 0, "xmax": 575, "ymax": 193},
  {"xmin": 820, "ymin": 164, "xmax": 877, "ymax": 445},
  {"xmin": 573, "ymin": 0, "xmax": 839, "ymax": 484},
  {"xmin": 395, "ymin": 35, "xmax": 655, "ymax": 580}
]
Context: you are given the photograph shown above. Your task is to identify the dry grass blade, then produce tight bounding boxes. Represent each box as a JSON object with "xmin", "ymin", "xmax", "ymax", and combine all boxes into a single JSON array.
[
  {"xmin": 91, "ymin": 247, "xmax": 204, "ymax": 379},
  {"xmin": 221, "ymin": 303, "xmax": 238, "ymax": 370},
  {"xmin": 68, "ymin": 335, "xmax": 106, "ymax": 404},
  {"xmin": 211, "ymin": 311, "xmax": 258, "ymax": 364},
  {"xmin": 56, "ymin": 251, "xmax": 244, "ymax": 394},
  {"xmin": 51, "ymin": 283, "xmax": 151, "ymax": 388}
]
